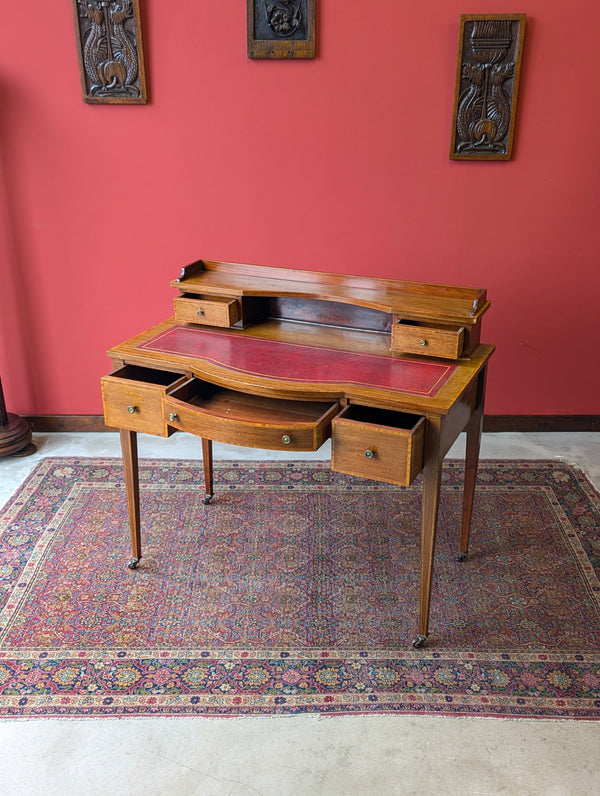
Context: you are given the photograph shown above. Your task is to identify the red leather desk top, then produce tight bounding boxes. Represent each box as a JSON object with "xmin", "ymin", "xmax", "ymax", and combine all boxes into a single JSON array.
[{"xmin": 138, "ymin": 326, "xmax": 457, "ymax": 397}]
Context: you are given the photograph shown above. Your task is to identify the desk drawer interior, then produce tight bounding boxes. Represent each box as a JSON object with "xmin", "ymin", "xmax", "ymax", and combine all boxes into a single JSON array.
[
  {"xmin": 332, "ymin": 404, "xmax": 425, "ymax": 486},
  {"xmin": 163, "ymin": 379, "xmax": 340, "ymax": 451},
  {"xmin": 107, "ymin": 365, "xmax": 185, "ymax": 388}
]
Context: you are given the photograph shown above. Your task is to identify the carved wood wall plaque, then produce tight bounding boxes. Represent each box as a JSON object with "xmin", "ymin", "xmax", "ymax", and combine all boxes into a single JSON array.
[
  {"xmin": 72, "ymin": 0, "xmax": 148, "ymax": 104},
  {"xmin": 247, "ymin": 0, "xmax": 316, "ymax": 59},
  {"xmin": 450, "ymin": 14, "xmax": 526, "ymax": 160}
]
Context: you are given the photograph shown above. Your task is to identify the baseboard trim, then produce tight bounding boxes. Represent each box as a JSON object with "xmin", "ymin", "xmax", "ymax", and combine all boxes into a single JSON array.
[
  {"xmin": 484, "ymin": 415, "xmax": 600, "ymax": 432},
  {"xmin": 24, "ymin": 415, "xmax": 600, "ymax": 434},
  {"xmin": 26, "ymin": 416, "xmax": 111, "ymax": 433}
]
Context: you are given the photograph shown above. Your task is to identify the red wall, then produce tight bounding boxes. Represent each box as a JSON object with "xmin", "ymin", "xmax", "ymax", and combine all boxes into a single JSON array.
[{"xmin": 1, "ymin": 2, "xmax": 599, "ymax": 416}]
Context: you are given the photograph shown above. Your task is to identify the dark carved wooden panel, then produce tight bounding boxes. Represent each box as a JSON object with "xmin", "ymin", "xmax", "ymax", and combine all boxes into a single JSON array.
[
  {"xmin": 72, "ymin": 0, "xmax": 148, "ymax": 104},
  {"xmin": 247, "ymin": 0, "xmax": 316, "ymax": 59},
  {"xmin": 450, "ymin": 14, "xmax": 526, "ymax": 160}
]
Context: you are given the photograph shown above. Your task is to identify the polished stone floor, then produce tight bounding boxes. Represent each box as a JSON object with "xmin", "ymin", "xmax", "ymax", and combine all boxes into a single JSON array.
[{"xmin": 0, "ymin": 431, "xmax": 599, "ymax": 795}]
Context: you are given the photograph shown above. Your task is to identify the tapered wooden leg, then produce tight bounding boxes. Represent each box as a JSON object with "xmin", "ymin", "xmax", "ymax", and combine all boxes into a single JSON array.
[
  {"xmin": 458, "ymin": 367, "xmax": 488, "ymax": 560},
  {"xmin": 413, "ymin": 416, "xmax": 443, "ymax": 648},
  {"xmin": 202, "ymin": 437, "xmax": 214, "ymax": 504},
  {"xmin": 119, "ymin": 428, "xmax": 141, "ymax": 569}
]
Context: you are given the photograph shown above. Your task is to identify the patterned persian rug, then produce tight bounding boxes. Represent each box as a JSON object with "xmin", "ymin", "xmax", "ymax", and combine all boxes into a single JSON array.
[{"xmin": 0, "ymin": 457, "xmax": 599, "ymax": 720}]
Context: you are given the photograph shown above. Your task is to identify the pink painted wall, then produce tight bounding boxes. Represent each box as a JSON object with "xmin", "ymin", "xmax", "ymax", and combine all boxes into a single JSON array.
[{"xmin": 1, "ymin": 2, "xmax": 599, "ymax": 417}]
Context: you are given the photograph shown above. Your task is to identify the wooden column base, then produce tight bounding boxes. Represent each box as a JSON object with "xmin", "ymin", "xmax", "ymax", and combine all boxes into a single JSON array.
[{"xmin": 0, "ymin": 413, "xmax": 37, "ymax": 458}]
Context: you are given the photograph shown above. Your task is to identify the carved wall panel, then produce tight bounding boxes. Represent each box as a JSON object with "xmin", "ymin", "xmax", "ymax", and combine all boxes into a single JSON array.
[
  {"xmin": 72, "ymin": 0, "xmax": 148, "ymax": 104},
  {"xmin": 450, "ymin": 14, "xmax": 526, "ymax": 160},
  {"xmin": 247, "ymin": 0, "xmax": 316, "ymax": 59}
]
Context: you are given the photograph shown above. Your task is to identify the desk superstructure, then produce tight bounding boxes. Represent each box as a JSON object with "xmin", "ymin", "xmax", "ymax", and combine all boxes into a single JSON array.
[{"xmin": 102, "ymin": 260, "xmax": 494, "ymax": 647}]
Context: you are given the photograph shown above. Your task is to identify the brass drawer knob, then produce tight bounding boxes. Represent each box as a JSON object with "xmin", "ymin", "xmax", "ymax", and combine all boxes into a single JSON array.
[
  {"xmin": 127, "ymin": 405, "xmax": 137, "ymax": 414},
  {"xmin": 169, "ymin": 413, "xmax": 178, "ymax": 422},
  {"xmin": 281, "ymin": 434, "xmax": 292, "ymax": 445},
  {"xmin": 197, "ymin": 309, "xmax": 204, "ymax": 316},
  {"xmin": 419, "ymin": 339, "xmax": 427, "ymax": 346},
  {"xmin": 365, "ymin": 448, "xmax": 375, "ymax": 459}
]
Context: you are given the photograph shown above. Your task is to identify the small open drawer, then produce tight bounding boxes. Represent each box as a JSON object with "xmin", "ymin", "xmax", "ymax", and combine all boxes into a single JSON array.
[
  {"xmin": 391, "ymin": 318, "xmax": 465, "ymax": 359},
  {"xmin": 163, "ymin": 379, "xmax": 340, "ymax": 451},
  {"xmin": 331, "ymin": 404, "xmax": 425, "ymax": 486},
  {"xmin": 102, "ymin": 365, "xmax": 187, "ymax": 436},
  {"xmin": 173, "ymin": 293, "xmax": 241, "ymax": 327}
]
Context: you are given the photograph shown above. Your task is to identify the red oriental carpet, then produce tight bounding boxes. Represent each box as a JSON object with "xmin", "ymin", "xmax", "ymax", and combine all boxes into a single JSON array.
[{"xmin": 0, "ymin": 457, "xmax": 599, "ymax": 720}]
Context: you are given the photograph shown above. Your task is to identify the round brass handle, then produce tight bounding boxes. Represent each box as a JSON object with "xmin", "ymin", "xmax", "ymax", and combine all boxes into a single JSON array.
[
  {"xmin": 169, "ymin": 413, "xmax": 178, "ymax": 422},
  {"xmin": 418, "ymin": 339, "xmax": 427, "ymax": 346},
  {"xmin": 365, "ymin": 449, "xmax": 375, "ymax": 459},
  {"xmin": 197, "ymin": 309, "xmax": 204, "ymax": 316},
  {"xmin": 127, "ymin": 405, "xmax": 137, "ymax": 414},
  {"xmin": 281, "ymin": 434, "xmax": 292, "ymax": 445}
]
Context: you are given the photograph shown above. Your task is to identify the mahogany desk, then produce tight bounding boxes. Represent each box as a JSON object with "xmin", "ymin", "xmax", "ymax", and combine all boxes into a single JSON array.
[{"xmin": 101, "ymin": 260, "xmax": 494, "ymax": 647}]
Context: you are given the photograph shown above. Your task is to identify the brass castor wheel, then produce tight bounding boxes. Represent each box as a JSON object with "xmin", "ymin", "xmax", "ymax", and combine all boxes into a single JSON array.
[
  {"xmin": 202, "ymin": 494, "xmax": 213, "ymax": 505},
  {"xmin": 127, "ymin": 558, "xmax": 140, "ymax": 570},
  {"xmin": 456, "ymin": 552, "xmax": 467, "ymax": 562},
  {"xmin": 412, "ymin": 635, "xmax": 428, "ymax": 649}
]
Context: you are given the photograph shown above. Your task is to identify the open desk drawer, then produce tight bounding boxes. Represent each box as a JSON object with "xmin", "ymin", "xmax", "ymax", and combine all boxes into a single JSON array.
[
  {"xmin": 163, "ymin": 379, "xmax": 340, "ymax": 451},
  {"xmin": 332, "ymin": 404, "xmax": 425, "ymax": 486},
  {"xmin": 102, "ymin": 365, "xmax": 187, "ymax": 436}
]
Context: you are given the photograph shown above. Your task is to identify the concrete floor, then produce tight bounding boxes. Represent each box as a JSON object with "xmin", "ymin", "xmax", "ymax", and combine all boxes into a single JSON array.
[{"xmin": 0, "ymin": 431, "xmax": 599, "ymax": 795}]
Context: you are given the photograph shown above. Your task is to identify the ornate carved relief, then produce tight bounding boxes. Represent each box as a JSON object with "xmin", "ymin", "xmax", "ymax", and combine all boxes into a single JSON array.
[
  {"xmin": 450, "ymin": 15, "xmax": 526, "ymax": 160},
  {"xmin": 72, "ymin": 0, "xmax": 147, "ymax": 104},
  {"xmin": 247, "ymin": 0, "xmax": 315, "ymax": 59}
]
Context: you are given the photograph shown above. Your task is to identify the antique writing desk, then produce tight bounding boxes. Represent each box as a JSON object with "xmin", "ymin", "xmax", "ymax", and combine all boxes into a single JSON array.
[{"xmin": 102, "ymin": 260, "xmax": 494, "ymax": 647}]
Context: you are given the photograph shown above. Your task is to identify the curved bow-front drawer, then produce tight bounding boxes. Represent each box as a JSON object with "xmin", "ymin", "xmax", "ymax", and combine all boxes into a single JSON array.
[
  {"xmin": 331, "ymin": 404, "xmax": 425, "ymax": 486},
  {"xmin": 163, "ymin": 379, "xmax": 340, "ymax": 451},
  {"xmin": 102, "ymin": 366, "xmax": 187, "ymax": 436}
]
